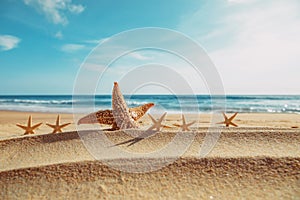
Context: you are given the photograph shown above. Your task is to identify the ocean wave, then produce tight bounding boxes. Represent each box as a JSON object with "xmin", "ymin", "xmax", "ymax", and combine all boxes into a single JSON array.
[
  {"xmin": 0, "ymin": 99, "xmax": 74, "ymax": 105},
  {"xmin": 0, "ymin": 95, "xmax": 300, "ymax": 114}
]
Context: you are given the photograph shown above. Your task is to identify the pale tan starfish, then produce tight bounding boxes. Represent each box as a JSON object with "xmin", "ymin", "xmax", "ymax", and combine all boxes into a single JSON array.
[
  {"xmin": 112, "ymin": 82, "xmax": 139, "ymax": 129},
  {"xmin": 217, "ymin": 112, "xmax": 238, "ymax": 127},
  {"xmin": 147, "ymin": 112, "xmax": 168, "ymax": 131},
  {"xmin": 77, "ymin": 103, "xmax": 154, "ymax": 126},
  {"xmin": 46, "ymin": 115, "xmax": 71, "ymax": 133},
  {"xmin": 78, "ymin": 82, "xmax": 154, "ymax": 130},
  {"xmin": 113, "ymin": 112, "xmax": 168, "ymax": 147},
  {"xmin": 173, "ymin": 114, "xmax": 196, "ymax": 131},
  {"xmin": 16, "ymin": 115, "xmax": 42, "ymax": 135}
]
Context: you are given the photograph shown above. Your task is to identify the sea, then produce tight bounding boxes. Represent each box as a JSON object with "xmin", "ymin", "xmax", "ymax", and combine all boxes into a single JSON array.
[{"xmin": 0, "ymin": 95, "xmax": 299, "ymax": 114}]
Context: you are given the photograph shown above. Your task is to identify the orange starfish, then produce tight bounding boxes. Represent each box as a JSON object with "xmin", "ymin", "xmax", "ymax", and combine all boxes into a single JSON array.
[
  {"xmin": 16, "ymin": 115, "xmax": 42, "ymax": 135},
  {"xmin": 46, "ymin": 115, "xmax": 71, "ymax": 133},
  {"xmin": 217, "ymin": 112, "xmax": 238, "ymax": 127},
  {"xmin": 173, "ymin": 114, "xmax": 196, "ymax": 131}
]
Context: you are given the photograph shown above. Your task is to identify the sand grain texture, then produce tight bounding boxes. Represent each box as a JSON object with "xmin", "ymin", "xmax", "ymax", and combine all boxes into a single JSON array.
[{"xmin": 0, "ymin": 111, "xmax": 300, "ymax": 199}]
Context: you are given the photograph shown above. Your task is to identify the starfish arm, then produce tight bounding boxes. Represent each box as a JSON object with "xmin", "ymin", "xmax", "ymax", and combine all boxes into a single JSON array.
[
  {"xmin": 129, "ymin": 103, "xmax": 154, "ymax": 121},
  {"xmin": 216, "ymin": 121, "xmax": 225, "ymax": 124},
  {"xmin": 56, "ymin": 128, "xmax": 63, "ymax": 133},
  {"xmin": 157, "ymin": 112, "xmax": 167, "ymax": 123},
  {"xmin": 183, "ymin": 126, "xmax": 190, "ymax": 131},
  {"xmin": 32, "ymin": 123, "xmax": 43, "ymax": 129},
  {"xmin": 182, "ymin": 115, "xmax": 186, "ymax": 125},
  {"xmin": 147, "ymin": 124, "xmax": 156, "ymax": 131},
  {"xmin": 27, "ymin": 116, "xmax": 32, "ymax": 127},
  {"xmin": 16, "ymin": 124, "xmax": 28, "ymax": 130},
  {"xmin": 60, "ymin": 123, "xmax": 71, "ymax": 128},
  {"xmin": 222, "ymin": 112, "xmax": 228, "ymax": 120},
  {"xmin": 46, "ymin": 123, "xmax": 56, "ymax": 128},
  {"xmin": 187, "ymin": 121, "xmax": 196, "ymax": 126},
  {"xmin": 229, "ymin": 112, "xmax": 238, "ymax": 121},
  {"xmin": 147, "ymin": 114, "xmax": 157, "ymax": 124},
  {"xmin": 162, "ymin": 125, "xmax": 172, "ymax": 129},
  {"xmin": 56, "ymin": 115, "xmax": 60, "ymax": 125},
  {"xmin": 230, "ymin": 122, "xmax": 238, "ymax": 127}
]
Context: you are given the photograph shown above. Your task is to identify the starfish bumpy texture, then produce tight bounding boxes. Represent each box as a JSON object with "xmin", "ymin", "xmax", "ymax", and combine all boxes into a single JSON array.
[
  {"xmin": 112, "ymin": 82, "xmax": 139, "ymax": 129},
  {"xmin": 77, "ymin": 82, "xmax": 154, "ymax": 130},
  {"xmin": 217, "ymin": 112, "xmax": 238, "ymax": 127},
  {"xmin": 173, "ymin": 114, "xmax": 196, "ymax": 131},
  {"xmin": 77, "ymin": 103, "xmax": 154, "ymax": 126},
  {"xmin": 16, "ymin": 115, "xmax": 42, "ymax": 135},
  {"xmin": 46, "ymin": 115, "xmax": 71, "ymax": 133}
]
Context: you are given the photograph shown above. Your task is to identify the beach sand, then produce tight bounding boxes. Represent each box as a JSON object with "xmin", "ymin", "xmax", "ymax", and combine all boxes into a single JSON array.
[{"xmin": 0, "ymin": 111, "xmax": 299, "ymax": 199}]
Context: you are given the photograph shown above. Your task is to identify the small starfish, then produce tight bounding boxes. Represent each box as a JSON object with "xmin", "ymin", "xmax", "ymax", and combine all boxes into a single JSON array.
[
  {"xmin": 112, "ymin": 112, "xmax": 168, "ymax": 147},
  {"xmin": 46, "ymin": 115, "xmax": 71, "ymax": 133},
  {"xmin": 16, "ymin": 115, "xmax": 42, "ymax": 135},
  {"xmin": 217, "ymin": 112, "xmax": 238, "ymax": 127},
  {"xmin": 173, "ymin": 114, "xmax": 196, "ymax": 131},
  {"xmin": 147, "ymin": 112, "xmax": 168, "ymax": 131}
]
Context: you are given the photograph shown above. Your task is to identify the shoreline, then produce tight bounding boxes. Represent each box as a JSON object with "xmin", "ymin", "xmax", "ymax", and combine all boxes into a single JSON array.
[
  {"xmin": 1, "ymin": 110, "xmax": 300, "ymax": 139},
  {"xmin": 1, "ymin": 109, "xmax": 300, "ymax": 114}
]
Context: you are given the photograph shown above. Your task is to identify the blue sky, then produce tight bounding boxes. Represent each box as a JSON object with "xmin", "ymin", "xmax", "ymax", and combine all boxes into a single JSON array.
[{"xmin": 1, "ymin": 0, "xmax": 300, "ymax": 94}]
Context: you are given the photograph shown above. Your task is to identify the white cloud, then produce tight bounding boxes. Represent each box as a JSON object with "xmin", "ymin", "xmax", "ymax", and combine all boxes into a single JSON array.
[
  {"xmin": 211, "ymin": 1, "xmax": 300, "ymax": 94},
  {"xmin": 54, "ymin": 30, "xmax": 63, "ymax": 39},
  {"xmin": 84, "ymin": 37, "xmax": 110, "ymax": 44},
  {"xmin": 0, "ymin": 35, "xmax": 21, "ymax": 51},
  {"xmin": 61, "ymin": 37, "xmax": 111, "ymax": 53},
  {"xmin": 178, "ymin": 0, "xmax": 300, "ymax": 94},
  {"xmin": 23, "ymin": 0, "xmax": 85, "ymax": 25},
  {"xmin": 227, "ymin": 0, "xmax": 256, "ymax": 4},
  {"xmin": 129, "ymin": 52, "xmax": 151, "ymax": 60},
  {"xmin": 68, "ymin": 4, "xmax": 85, "ymax": 14},
  {"xmin": 61, "ymin": 43, "xmax": 85, "ymax": 52}
]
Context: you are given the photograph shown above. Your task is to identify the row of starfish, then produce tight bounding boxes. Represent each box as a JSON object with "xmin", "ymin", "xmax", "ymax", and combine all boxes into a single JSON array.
[
  {"xmin": 16, "ymin": 82, "xmax": 239, "ymax": 135},
  {"xmin": 77, "ymin": 82, "xmax": 239, "ymax": 130},
  {"xmin": 16, "ymin": 111, "xmax": 238, "ymax": 135},
  {"xmin": 16, "ymin": 115, "xmax": 71, "ymax": 135}
]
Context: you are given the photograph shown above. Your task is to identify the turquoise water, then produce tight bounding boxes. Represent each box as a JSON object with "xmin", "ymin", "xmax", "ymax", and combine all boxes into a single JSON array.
[{"xmin": 0, "ymin": 95, "xmax": 299, "ymax": 114}]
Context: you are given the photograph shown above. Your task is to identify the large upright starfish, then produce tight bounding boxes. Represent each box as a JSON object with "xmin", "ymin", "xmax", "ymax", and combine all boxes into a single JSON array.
[
  {"xmin": 46, "ymin": 115, "xmax": 71, "ymax": 133},
  {"xmin": 77, "ymin": 82, "xmax": 154, "ymax": 130},
  {"xmin": 217, "ymin": 112, "xmax": 238, "ymax": 127},
  {"xmin": 173, "ymin": 114, "xmax": 196, "ymax": 131},
  {"xmin": 112, "ymin": 82, "xmax": 139, "ymax": 129},
  {"xmin": 16, "ymin": 115, "xmax": 42, "ymax": 135}
]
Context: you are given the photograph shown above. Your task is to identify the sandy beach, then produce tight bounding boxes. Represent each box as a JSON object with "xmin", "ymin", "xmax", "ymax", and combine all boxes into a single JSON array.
[
  {"xmin": 1, "ymin": 110, "xmax": 300, "ymax": 139},
  {"xmin": 0, "ymin": 110, "xmax": 299, "ymax": 199}
]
